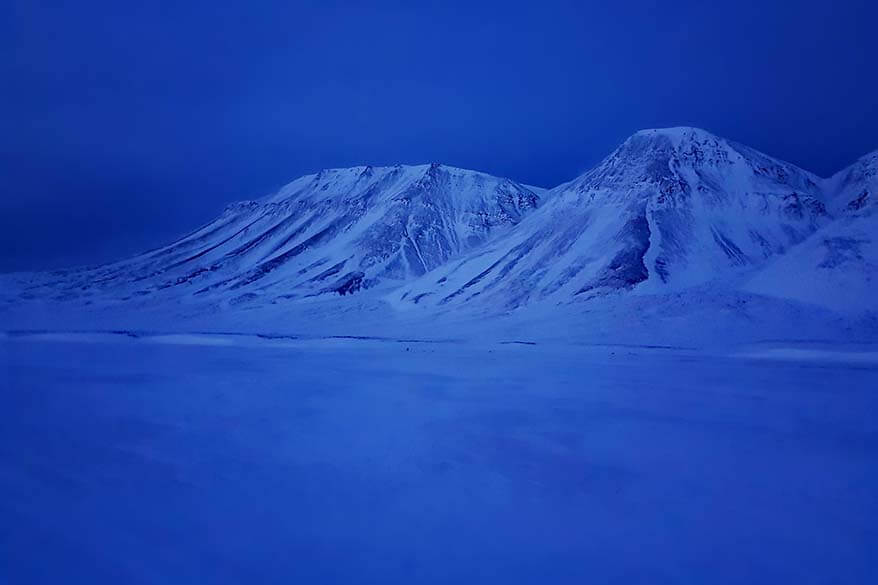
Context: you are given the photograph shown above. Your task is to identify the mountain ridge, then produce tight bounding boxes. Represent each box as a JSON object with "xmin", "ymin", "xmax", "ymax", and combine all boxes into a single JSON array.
[
  {"xmin": 2, "ymin": 127, "xmax": 876, "ymax": 320},
  {"xmin": 393, "ymin": 126, "xmax": 841, "ymax": 311},
  {"xmin": 2, "ymin": 163, "xmax": 540, "ymax": 306}
]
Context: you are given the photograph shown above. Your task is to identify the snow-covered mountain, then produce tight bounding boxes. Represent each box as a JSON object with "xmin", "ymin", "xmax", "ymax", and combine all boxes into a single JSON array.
[
  {"xmin": 746, "ymin": 149, "xmax": 877, "ymax": 313},
  {"xmin": 3, "ymin": 127, "xmax": 875, "ymax": 324},
  {"xmin": 393, "ymin": 127, "xmax": 832, "ymax": 310},
  {"xmin": 3, "ymin": 164, "xmax": 539, "ymax": 306}
]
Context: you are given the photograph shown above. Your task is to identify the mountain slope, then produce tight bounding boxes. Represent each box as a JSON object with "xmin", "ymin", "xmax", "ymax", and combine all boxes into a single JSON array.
[
  {"xmin": 746, "ymin": 150, "xmax": 878, "ymax": 313},
  {"xmin": 3, "ymin": 164, "xmax": 539, "ymax": 307},
  {"xmin": 393, "ymin": 127, "xmax": 830, "ymax": 311}
]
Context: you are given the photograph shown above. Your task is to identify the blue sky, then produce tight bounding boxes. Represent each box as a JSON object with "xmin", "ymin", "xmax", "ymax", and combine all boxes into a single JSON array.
[{"xmin": 2, "ymin": 0, "xmax": 876, "ymax": 271}]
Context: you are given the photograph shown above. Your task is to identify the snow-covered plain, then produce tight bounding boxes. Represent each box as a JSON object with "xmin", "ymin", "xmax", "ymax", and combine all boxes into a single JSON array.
[{"xmin": 2, "ymin": 333, "xmax": 877, "ymax": 584}]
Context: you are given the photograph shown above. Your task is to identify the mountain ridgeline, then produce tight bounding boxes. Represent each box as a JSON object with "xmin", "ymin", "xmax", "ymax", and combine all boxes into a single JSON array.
[
  {"xmin": 4, "ymin": 127, "xmax": 876, "ymax": 315},
  {"xmin": 395, "ymin": 128, "xmax": 835, "ymax": 310},
  {"xmin": 8, "ymin": 164, "xmax": 538, "ymax": 305}
]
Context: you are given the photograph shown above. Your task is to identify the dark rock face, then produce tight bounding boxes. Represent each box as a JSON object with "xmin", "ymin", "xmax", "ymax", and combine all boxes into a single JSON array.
[
  {"xmin": 577, "ymin": 214, "xmax": 651, "ymax": 295},
  {"xmin": 847, "ymin": 190, "xmax": 870, "ymax": 211},
  {"xmin": 325, "ymin": 271, "xmax": 366, "ymax": 296},
  {"xmin": 818, "ymin": 238, "xmax": 868, "ymax": 269}
]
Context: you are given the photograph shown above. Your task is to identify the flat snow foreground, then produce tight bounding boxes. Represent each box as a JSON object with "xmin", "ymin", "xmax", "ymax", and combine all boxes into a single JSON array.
[{"xmin": 1, "ymin": 334, "xmax": 876, "ymax": 584}]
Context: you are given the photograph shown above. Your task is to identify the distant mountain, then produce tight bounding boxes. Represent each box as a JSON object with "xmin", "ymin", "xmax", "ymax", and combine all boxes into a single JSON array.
[
  {"xmin": 3, "ymin": 128, "xmax": 876, "ymax": 321},
  {"xmin": 4, "ymin": 164, "xmax": 539, "ymax": 305},
  {"xmin": 745, "ymin": 149, "xmax": 877, "ymax": 313},
  {"xmin": 393, "ymin": 127, "xmax": 832, "ymax": 310}
]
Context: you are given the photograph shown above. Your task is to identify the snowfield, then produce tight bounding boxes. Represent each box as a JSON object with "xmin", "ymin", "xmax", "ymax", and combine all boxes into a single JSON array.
[{"xmin": 2, "ymin": 333, "xmax": 877, "ymax": 584}]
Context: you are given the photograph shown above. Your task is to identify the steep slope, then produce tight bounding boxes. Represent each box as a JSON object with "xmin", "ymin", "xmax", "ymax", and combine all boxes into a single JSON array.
[
  {"xmin": 3, "ymin": 164, "xmax": 539, "ymax": 307},
  {"xmin": 393, "ymin": 127, "xmax": 830, "ymax": 311},
  {"xmin": 746, "ymin": 150, "xmax": 878, "ymax": 313}
]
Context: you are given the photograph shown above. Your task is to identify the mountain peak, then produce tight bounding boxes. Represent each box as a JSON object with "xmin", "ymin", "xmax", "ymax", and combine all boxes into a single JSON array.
[
  {"xmin": 306, "ymin": 163, "xmax": 498, "ymax": 182},
  {"xmin": 611, "ymin": 126, "xmax": 733, "ymax": 161},
  {"xmin": 261, "ymin": 163, "xmax": 500, "ymax": 206},
  {"xmin": 629, "ymin": 126, "xmax": 723, "ymax": 148},
  {"xmin": 633, "ymin": 125, "xmax": 715, "ymax": 138}
]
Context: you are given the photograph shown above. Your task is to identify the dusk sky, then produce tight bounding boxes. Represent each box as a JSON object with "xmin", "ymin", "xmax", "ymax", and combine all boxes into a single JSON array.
[{"xmin": 3, "ymin": 0, "xmax": 876, "ymax": 272}]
